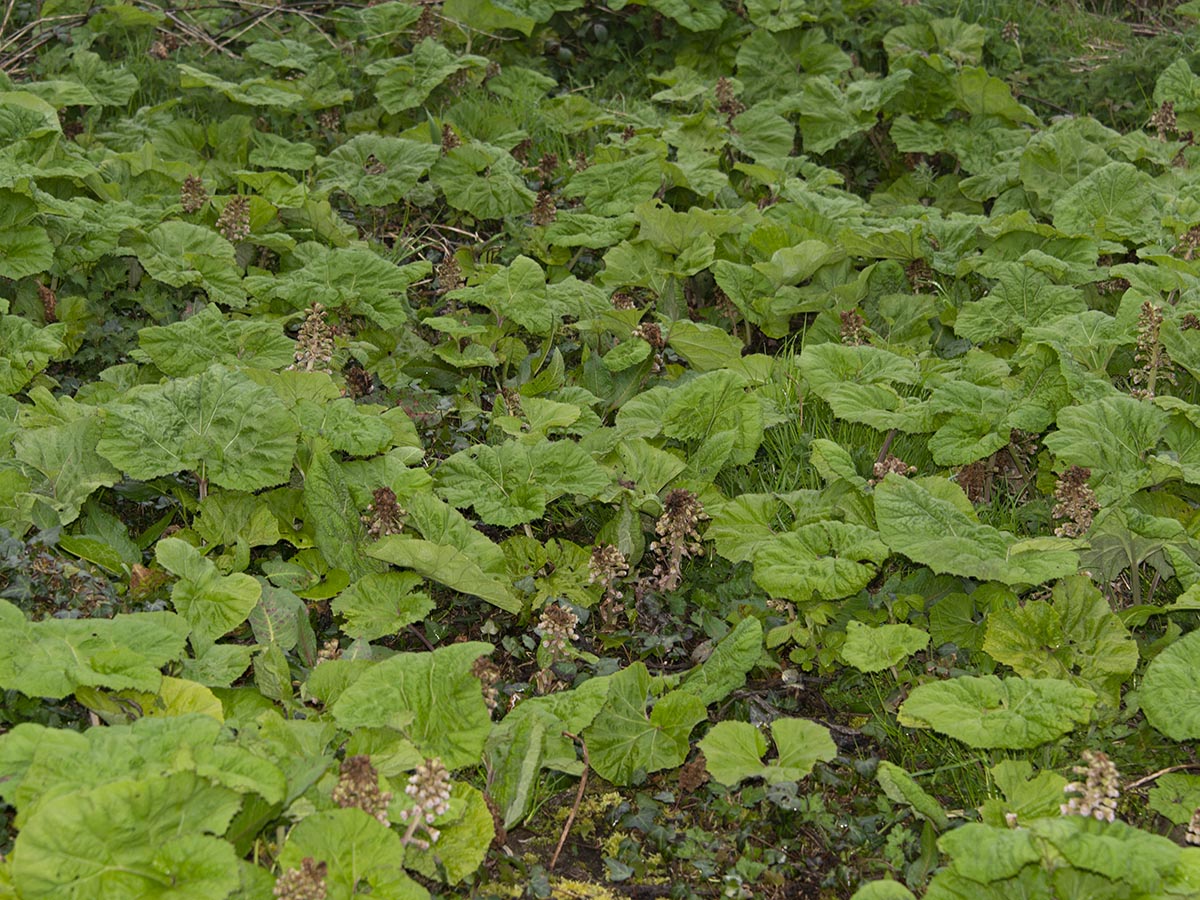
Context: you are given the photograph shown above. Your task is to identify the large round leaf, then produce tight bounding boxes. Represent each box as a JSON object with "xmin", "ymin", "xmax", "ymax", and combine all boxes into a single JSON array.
[
  {"xmin": 752, "ymin": 522, "xmax": 889, "ymax": 603},
  {"xmin": 1141, "ymin": 628, "xmax": 1200, "ymax": 740},
  {"xmin": 898, "ymin": 675, "xmax": 1096, "ymax": 749}
]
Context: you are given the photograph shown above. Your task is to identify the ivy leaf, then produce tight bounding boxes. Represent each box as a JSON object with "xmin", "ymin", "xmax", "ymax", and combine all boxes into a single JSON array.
[
  {"xmin": 134, "ymin": 306, "xmax": 294, "ymax": 377},
  {"xmin": 752, "ymin": 523, "xmax": 890, "ymax": 604},
  {"xmin": 584, "ymin": 663, "xmax": 707, "ymax": 785},
  {"xmin": 330, "ymin": 642, "xmax": 493, "ymax": 769},
  {"xmin": 127, "ymin": 221, "xmax": 246, "ymax": 308},
  {"xmin": 875, "ymin": 476, "xmax": 1079, "ymax": 586},
  {"xmin": 898, "ymin": 675, "xmax": 1096, "ymax": 748},
  {"xmin": 0, "ymin": 599, "xmax": 188, "ymax": 699},
  {"xmin": 97, "ymin": 365, "xmax": 299, "ymax": 492},
  {"xmin": 316, "ymin": 135, "xmax": 441, "ymax": 206},
  {"xmin": 278, "ymin": 809, "xmax": 428, "ymax": 900},
  {"xmin": 841, "ymin": 621, "xmax": 930, "ymax": 673},
  {"xmin": 156, "ymin": 538, "xmax": 262, "ymax": 646},
  {"xmin": 10, "ymin": 772, "xmax": 241, "ymax": 900}
]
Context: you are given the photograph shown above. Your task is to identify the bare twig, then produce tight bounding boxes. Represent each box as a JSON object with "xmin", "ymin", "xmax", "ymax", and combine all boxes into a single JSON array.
[
  {"xmin": 874, "ymin": 428, "xmax": 898, "ymax": 467},
  {"xmin": 1125, "ymin": 763, "xmax": 1200, "ymax": 792},
  {"xmin": 549, "ymin": 731, "xmax": 588, "ymax": 871}
]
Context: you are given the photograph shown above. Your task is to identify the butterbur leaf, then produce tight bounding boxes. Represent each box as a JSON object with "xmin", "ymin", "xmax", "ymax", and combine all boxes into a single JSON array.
[
  {"xmin": 875, "ymin": 476, "xmax": 1079, "ymax": 585},
  {"xmin": 955, "ymin": 266, "xmax": 1085, "ymax": 344},
  {"xmin": 332, "ymin": 571, "xmax": 434, "ymax": 641},
  {"xmin": 0, "ymin": 599, "xmax": 188, "ymax": 699},
  {"xmin": 841, "ymin": 621, "xmax": 930, "ymax": 673},
  {"xmin": 13, "ymin": 415, "xmax": 120, "ymax": 527},
  {"xmin": 752, "ymin": 523, "xmax": 889, "ymax": 604},
  {"xmin": 127, "ymin": 221, "xmax": 246, "ymax": 307},
  {"xmin": 585, "ymin": 663, "xmax": 707, "ymax": 785},
  {"xmin": 278, "ymin": 808, "xmax": 428, "ymax": 900},
  {"xmin": 156, "ymin": 538, "xmax": 262, "ymax": 646},
  {"xmin": 850, "ymin": 882, "xmax": 917, "ymax": 900},
  {"xmin": 0, "ymin": 316, "xmax": 66, "ymax": 396},
  {"xmin": 662, "ymin": 369, "xmax": 764, "ymax": 465},
  {"xmin": 678, "ymin": 617, "xmax": 763, "ymax": 705},
  {"xmin": 134, "ymin": 306, "xmax": 294, "ymax": 377},
  {"xmin": 1140, "ymin": 628, "xmax": 1200, "ymax": 740},
  {"xmin": 698, "ymin": 717, "xmax": 835, "ymax": 786},
  {"xmin": 317, "ymin": 135, "xmax": 441, "ymax": 206},
  {"xmin": 374, "ymin": 39, "xmax": 488, "ymax": 113},
  {"xmin": 433, "ymin": 142, "xmax": 535, "ymax": 219},
  {"xmin": 1051, "ymin": 161, "xmax": 1163, "ymax": 245},
  {"xmin": 898, "ymin": 675, "xmax": 1096, "ymax": 748},
  {"xmin": 10, "ymin": 771, "xmax": 241, "ymax": 900},
  {"xmin": 304, "ymin": 446, "xmax": 385, "ymax": 581},
  {"xmin": 97, "ymin": 365, "xmax": 299, "ymax": 492},
  {"xmin": 330, "ymin": 641, "xmax": 494, "ymax": 769},
  {"xmin": 403, "ymin": 783, "xmax": 494, "ymax": 884}
]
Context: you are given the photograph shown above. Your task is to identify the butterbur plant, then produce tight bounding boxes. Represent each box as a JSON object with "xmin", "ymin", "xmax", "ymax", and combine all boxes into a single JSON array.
[
  {"xmin": 1053, "ymin": 466, "xmax": 1098, "ymax": 537},
  {"xmin": 361, "ymin": 486, "xmax": 405, "ymax": 538},
  {"xmin": 1061, "ymin": 750, "xmax": 1120, "ymax": 821},
  {"xmin": 648, "ymin": 489, "xmax": 706, "ymax": 593},
  {"xmin": 216, "ymin": 195, "xmax": 251, "ymax": 242},
  {"xmin": 589, "ymin": 543, "xmax": 629, "ymax": 625},
  {"xmin": 180, "ymin": 174, "xmax": 207, "ymax": 212},
  {"xmin": 1129, "ymin": 301, "xmax": 1175, "ymax": 399},
  {"xmin": 398, "ymin": 758, "xmax": 452, "ymax": 850},
  {"xmin": 290, "ymin": 303, "xmax": 335, "ymax": 373},
  {"xmin": 332, "ymin": 755, "xmax": 392, "ymax": 825},
  {"xmin": 274, "ymin": 857, "xmax": 328, "ymax": 900}
]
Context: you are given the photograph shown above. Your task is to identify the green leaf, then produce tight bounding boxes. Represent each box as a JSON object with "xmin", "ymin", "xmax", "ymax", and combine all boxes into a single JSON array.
[
  {"xmin": 433, "ymin": 142, "xmax": 535, "ymax": 219},
  {"xmin": 436, "ymin": 439, "xmax": 609, "ymax": 526},
  {"xmin": 0, "ymin": 224, "xmax": 53, "ymax": 280},
  {"xmin": 898, "ymin": 675, "xmax": 1096, "ymax": 748},
  {"xmin": 1043, "ymin": 395, "xmax": 1167, "ymax": 503},
  {"xmin": 982, "ymin": 576, "xmax": 1137, "ymax": 707},
  {"xmin": 156, "ymin": 538, "xmax": 262, "ymax": 646},
  {"xmin": 13, "ymin": 415, "xmax": 120, "ymax": 527},
  {"xmin": 841, "ymin": 621, "xmax": 930, "ymax": 673},
  {"xmin": 698, "ymin": 717, "xmax": 835, "ymax": 786},
  {"xmin": 955, "ymin": 266, "xmax": 1085, "ymax": 344},
  {"xmin": 679, "ymin": 617, "xmax": 763, "ymax": 705},
  {"xmin": 374, "ymin": 39, "xmax": 487, "ymax": 114},
  {"xmin": 1141, "ymin": 628, "xmax": 1200, "ymax": 740},
  {"xmin": 135, "ymin": 306, "xmax": 294, "ymax": 377},
  {"xmin": 875, "ymin": 476, "xmax": 1079, "ymax": 586},
  {"xmin": 0, "ymin": 316, "xmax": 66, "ymax": 396},
  {"xmin": 446, "ymin": 256, "xmax": 556, "ymax": 335},
  {"xmin": 97, "ymin": 365, "xmax": 299, "ymax": 492},
  {"xmin": 584, "ymin": 663, "xmax": 707, "ymax": 785},
  {"xmin": 403, "ymin": 783, "xmax": 494, "ymax": 884},
  {"xmin": 295, "ymin": 398, "xmax": 393, "ymax": 457},
  {"xmin": 331, "ymin": 571, "xmax": 434, "ymax": 641},
  {"xmin": 662, "ymin": 369, "xmax": 764, "ymax": 465},
  {"xmin": 10, "ymin": 772, "xmax": 241, "ymax": 900},
  {"xmin": 850, "ymin": 882, "xmax": 917, "ymax": 900},
  {"xmin": 127, "ymin": 221, "xmax": 245, "ymax": 307},
  {"xmin": 566, "ymin": 154, "xmax": 664, "ymax": 217},
  {"xmin": 278, "ymin": 808, "xmax": 428, "ymax": 900},
  {"xmin": 0, "ymin": 599, "xmax": 188, "ymax": 698},
  {"xmin": 876, "ymin": 761, "xmax": 949, "ymax": 829},
  {"xmin": 936, "ymin": 822, "xmax": 1041, "ymax": 882},
  {"xmin": 1051, "ymin": 162, "xmax": 1163, "ymax": 245},
  {"xmin": 752, "ymin": 523, "xmax": 890, "ymax": 604},
  {"xmin": 303, "ymin": 445, "xmax": 385, "ymax": 581},
  {"xmin": 330, "ymin": 642, "xmax": 493, "ymax": 769},
  {"xmin": 317, "ymin": 135, "xmax": 441, "ymax": 206}
]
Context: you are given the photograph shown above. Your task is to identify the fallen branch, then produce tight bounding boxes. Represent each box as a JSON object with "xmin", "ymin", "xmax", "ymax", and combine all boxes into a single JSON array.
[{"xmin": 549, "ymin": 731, "xmax": 588, "ymax": 871}]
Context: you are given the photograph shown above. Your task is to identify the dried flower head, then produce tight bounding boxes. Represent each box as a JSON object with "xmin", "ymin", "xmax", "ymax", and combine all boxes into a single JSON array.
[
  {"xmin": 216, "ymin": 195, "xmax": 251, "ymax": 242},
  {"xmin": 840, "ymin": 309, "xmax": 869, "ymax": 345},
  {"xmin": 537, "ymin": 603, "xmax": 580, "ymax": 659},
  {"xmin": 631, "ymin": 321, "xmax": 666, "ymax": 350},
  {"xmin": 648, "ymin": 489, "xmax": 706, "ymax": 593},
  {"xmin": 537, "ymin": 152, "xmax": 559, "ymax": 184},
  {"xmin": 440, "ymin": 123, "xmax": 461, "ymax": 154},
  {"xmin": 1052, "ymin": 466, "xmax": 1098, "ymax": 537},
  {"xmin": 1130, "ymin": 300, "xmax": 1176, "ymax": 399},
  {"xmin": 622, "ymin": 124, "xmax": 637, "ymax": 142},
  {"xmin": 316, "ymin": 638, "xmax": 341, "ymax": 664},
  {"xmin": 398, "ymin": 758, "xmax": 452, "ymax": 849},
  {"xmin": 343, "ymin": 362, "xmax": 374, "ymax": 399},
  {"xmin": 436, "ymin": 254, "xmax": 464, "ymax": 294},
  {"xmin": 1188, "ymin": 808, "xmax": 1200, "ymax": 846},
  {"xmin": 1095, "ymin": 277, "xmax": 1131, "ymax": 295},
  {"xmin": 289, "ymin": 303, "xmax": 335, "ymax": 374},
  {"xmin": 181, "ymin": 175, "xmax": 208, "ymax": 213},
  {"xmin": 611, "ymin": 290, "xmax": 638, "ymax": 310},
  {"xmin": 1061, "ymin": 750, "xmax": 1120, "ymax": 822},
  {"xmin": 362, "ymin": 486, "xmax": 405, "ymax": 539},
  {"xmin": 532, "ymin": 189, "xmax": 557, "ymax": 226},
  {"xmin": 511, "ymin": 138, "xmax": 533, "ymax": 165},
  {"xmin": 332, "ymin": 755, "xmax": 392, "ymax": 825},
  {"xmin": 871, "ymin": 455, "xmax": 916, "ymax": 485},
  {"xmin": 274, "ymin": 857, "xmax": 327, "ymax": 900},
  {"xmin": 471, "ymin": 656, "xmax": 501, "ymax": 713},
  {"xmin": 574, "ymin": 150, "xmax": 589, "ymax": 171},
  {"xmin": 317, "ymin": 108, "xmax": 341, "ymax": 132},
  {"xmin": 37, "ymin": 282, "xmax": 57, "ymax": 323},
  {"xmin": 906, "ymin": 258, "xmax": 935, "ymax": 291},
  {"xmin": 1151, "ymin": 101, "xmax": 1177, "ymax": 141},
  {"xmin": 715, "ymin": 76, "xmax": 745, "ymax": 123}
]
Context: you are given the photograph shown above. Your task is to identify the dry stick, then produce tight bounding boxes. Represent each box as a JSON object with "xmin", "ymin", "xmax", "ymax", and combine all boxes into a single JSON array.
[
  {"xmin": 155, "ymin": 6, "xmax": 241, "ymax": 58},
  {"xmin": 1125, "ymin": 763, "xmax": 1200, "ymax": 792},
  {"xmin": 0, "ymin": 13, "xmax": 85, "ymax": 57},
  {"xmin": 0, "ymin": 0, "xmax": 17, "ymax": 43},
  {"xmin": 874, "ymin": 428, "xmax": 898, "ymax": 468},
  {"xmin": 549, "ymin": 731, "xmax": 588, "ymax": 871}
]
